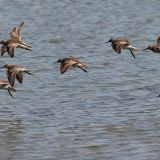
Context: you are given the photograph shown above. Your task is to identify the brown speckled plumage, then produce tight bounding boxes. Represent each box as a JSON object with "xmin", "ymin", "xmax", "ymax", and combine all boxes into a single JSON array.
[
  {"xmin": 0, "ymin": 64, "xmax": 32, "ymax": 87},
  {"xmin": 55, "ymin": 56, "xmax": 88, "ymax": 74},
  {"xmin": 144, "ymin": 35, "xmax": 160, "ymax": 53},
  {"xmin": 106, "ymin": 38, "xmax": 138, "ymax": 58},
  {"xmin": 0, "ymin": 22, "xmax": 32, "ymax": 58}
]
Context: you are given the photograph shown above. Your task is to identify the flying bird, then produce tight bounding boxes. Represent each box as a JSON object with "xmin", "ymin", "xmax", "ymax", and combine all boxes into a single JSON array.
[
  {"xmin": 0, "ymin": 80, "xmax": 16, "ymax": 98},
  {"xmin": 144, "ymin": 35, "xmax": 160, "ymax": 53},
  {"xmin": 0, "ymin": 64, "xmax": 32, "ymax": 87},
  {"xmin": 105, "ymin": 38, "xmax": 138, "ymax": 58},
  {"xmin": 55, "ymin": 56, "xmax": 88, "ymax": 74},
  {"xmin": 0, "ymin": 22, "xmax": 32, "ymax": 58}
]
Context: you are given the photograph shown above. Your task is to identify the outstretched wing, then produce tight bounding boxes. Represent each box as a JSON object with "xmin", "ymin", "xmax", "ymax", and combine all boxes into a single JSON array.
[
  {"xmin": 16, "ymin": 72, "xmax": 23, "ymax": 84},
  {"xmin": 112, "ymin": 43, "xmax": 121, "ymax": 53},
  {"xmin": 60, "ymin": 60, "xmax": 77, "ymax": 74},
  {"xmin": 7, "ymin": 69, "xmax": 19, "ymax": 87},
  {"xmin": 0, "ymin": 83, "xmax": 8, "ymax": 87},
  {"xmin": 8, "ymin": 47, "xmax": 15, "ymax": 58},
  {"xmin": 7, "ymin": 70, "xmax": 14, "ymax": 87},
  {"xmin": 10, "ymin": 22, "xmax": 24, "ymax": 41},
  {"xmin": 60, "ymin": 63, "xmax": 70, "ymax": 74},
  {"xmin": 77, "ymin": 63, "xmax": 88, "ymax": 72}
]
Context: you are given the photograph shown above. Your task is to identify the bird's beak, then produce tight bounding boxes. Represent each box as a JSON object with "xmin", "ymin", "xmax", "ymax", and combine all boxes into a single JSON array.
[
  {"xmin": 0, "ymin": 66, "xmax": 4, "ymax": 69},
  {"xmin": 143, "ymin": 48, "xmax": 148, "ymax": 51},
  {"xmin": 54, "ymin": 61, "xmax": 58, "ymax": 63},
  {"xmin": 105, "ymin": 40, "xmax": 109, "ymax": 43}
]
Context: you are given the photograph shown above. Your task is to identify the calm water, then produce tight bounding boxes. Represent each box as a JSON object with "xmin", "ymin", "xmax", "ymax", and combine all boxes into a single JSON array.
[{"xmin": 0, "ymin": 0, "xmax": 160, "ymax": 159}]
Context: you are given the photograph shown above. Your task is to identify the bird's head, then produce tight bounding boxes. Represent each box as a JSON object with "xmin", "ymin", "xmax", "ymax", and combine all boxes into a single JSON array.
[
  {"xmin": 55, "ymin": 58, "xmax": 63, "ymax": 63},
  {"xmin": 0, "ymin": 64, "xmax": 9, "ymax": 69},
  {"xmin": 144, "ymin": 45, "xmax": 152, "ymax": 51},
  {"xmin": 105, "ymin": 38, "xmax": 113, "ymax": 43},
  {"xmin": 0, "ymin": 40, "xmax": 6, "ymax": 44}
]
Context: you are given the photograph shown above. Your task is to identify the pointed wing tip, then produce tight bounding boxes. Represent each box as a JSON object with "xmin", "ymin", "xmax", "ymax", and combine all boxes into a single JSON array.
[
  {"xmin": 83, "ymin": 70, "xmax": 87, "ymax": 73},
  {"xmin": 20, "ymin": 21, "xmax": 24, "ymax": 26},
  {"xmin": 8, "ymin": 47, "xmax": 14, "ymax": 58},
  {"xmin": 60, "ymin": 70, "xmax": 66, "ymax": 74}
]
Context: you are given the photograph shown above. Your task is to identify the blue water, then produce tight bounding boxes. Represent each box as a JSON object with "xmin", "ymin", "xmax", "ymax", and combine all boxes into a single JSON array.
[{"xmin": 0, "ymin": 0, "xmax": 160, "ymax": 159}]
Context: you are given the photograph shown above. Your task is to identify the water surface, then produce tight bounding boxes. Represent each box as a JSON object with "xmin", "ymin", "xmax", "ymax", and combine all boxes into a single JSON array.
[{"xmin": 0, "ymin": 0, "xmax": 160, "ymax": 159}]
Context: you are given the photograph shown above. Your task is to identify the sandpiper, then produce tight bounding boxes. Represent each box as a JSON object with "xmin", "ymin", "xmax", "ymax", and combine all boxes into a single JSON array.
[
  {"xmin": 0, "ymin": 80, "xmax": 16, "ymax": 98},
  {"xmin": 144, "ymin": 35, "xmax": 160, "ymax": 53},
  {"xmin": 105, "ymin": 38, "xmax": 138, "ymax": 58},
  {"xmin": 0, "ymin": 64, "xmax": 32, "ymax": 87},
  {"xmin": 0, "ymin": 22, "xmax": 32, "ymax": 58},
  {"xmin": 55, "ymin": 56, "xmax": 88, "ymax": 74}
]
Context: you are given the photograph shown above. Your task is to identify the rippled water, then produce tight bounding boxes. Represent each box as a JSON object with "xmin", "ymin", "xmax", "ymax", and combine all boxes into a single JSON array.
[{"xmin": 0, "ymin": 0, "xmax": 160, "ymax": 159}]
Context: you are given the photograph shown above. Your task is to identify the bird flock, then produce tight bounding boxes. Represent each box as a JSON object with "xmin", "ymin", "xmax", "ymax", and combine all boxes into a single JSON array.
[{"xmin": 0, "ymin": 21, "xmax": 160, "ymax": 98}]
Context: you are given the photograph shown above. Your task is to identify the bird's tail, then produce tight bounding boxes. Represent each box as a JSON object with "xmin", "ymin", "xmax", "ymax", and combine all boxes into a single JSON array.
[
  {"xmin": 127, "ymin": 45, "xmax": 139, "ymax": 52},
  {"xmin": 24, "ymin": 69, "xmax": 33, "ymax": 75},
  {"xmin": 20, "ymin": 41, "xmax": 32, "ymax": 51},
  {"xmin": 77, "ymin": 63, "xmax": 88, "ymax": 72}
]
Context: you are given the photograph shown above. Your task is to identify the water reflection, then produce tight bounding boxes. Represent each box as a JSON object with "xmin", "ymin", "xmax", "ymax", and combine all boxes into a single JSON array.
[{"xmin": 0, "ymin": 115, "xmax": 23, "ymax": 160}]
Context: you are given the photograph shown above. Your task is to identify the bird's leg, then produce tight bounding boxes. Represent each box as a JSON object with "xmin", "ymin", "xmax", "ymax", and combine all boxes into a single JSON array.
[
  {"xmin": 129, "ymin": 49, "xmax": 136, "ymax": 58},
  {"xmin": 8, "ymin": 89, "xmax": 14, "ymax": 98}
]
